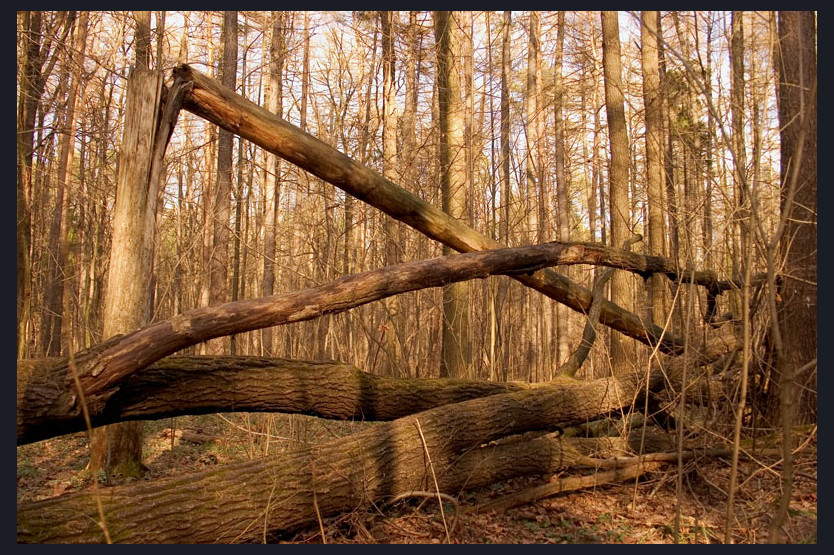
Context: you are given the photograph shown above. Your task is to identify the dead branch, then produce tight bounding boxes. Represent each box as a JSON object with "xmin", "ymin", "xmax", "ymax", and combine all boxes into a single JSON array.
[
  {"xmin": 474, "ymin": 462, "xmax": 666, "ymax": 514},
  {"xmin": 173, "ymin": 63, "xmax": 689, "ymax": 355}
]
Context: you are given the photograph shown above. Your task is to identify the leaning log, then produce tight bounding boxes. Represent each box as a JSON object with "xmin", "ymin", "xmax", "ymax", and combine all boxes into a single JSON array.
[
  {"xmin": 17, "ymin": 371, "xmax": 659, "ymax": 543},
  {"xmin": 17, "ymin": 241, "xmax": 727, "ymax": 446},
  {"xmin": 173, "ymin": 63, "xmax": 686, "ymax": 355}
]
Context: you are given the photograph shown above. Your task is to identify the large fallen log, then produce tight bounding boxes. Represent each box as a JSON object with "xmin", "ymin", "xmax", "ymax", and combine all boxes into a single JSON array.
[
  {"xmin": 17, "ymin": 370, "xmax": 663, "ymax": 543},
  {"xmin": 17, "ymin": 242, "xmax": 731, "ymax": 446},
  {"xmin": 17, "ymin": 356, "xmax": 531, "ymax": 444},
  {"xmin": 172, "ymin": 63, "xmax": 687, "ymax": 355}
]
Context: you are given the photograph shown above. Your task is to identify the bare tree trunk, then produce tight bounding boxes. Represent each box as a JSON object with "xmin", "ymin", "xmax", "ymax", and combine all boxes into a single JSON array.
[
  {"xmin": 657, "ymin": 13, "xmax": 679, "ymax": 267},
  {"xmin": 779, "ymin": 12, "xmax": 818, "ymax": 430},
  {"xmin": 134, "ymin": 11, "xmax": 151, "ymax": 70},
  {"xmin": 380, "ymin": 10, "xmax": 404, "ymax": 377},
  {"xmin": 601, "ymin": 11, "xmax": 635, "ymax": 369},
  {"xmin": 198, "ymin": 10, "xmax": 217, "ymax": 355},
  {"xmin": 768, "ymin": 11, "xmax": 816, "ymax": 541},
  {"xmin": 88, "ymin": 69, "xmax": 166, "ymax": 481},
  {"xmin": 206, "ymin": 11, "xmax": 237, "ymax": 355},
  {"xmin": 553, "ymin": 11, "xmax": 570, "ymax": 368},
  {"xmin": 435, "ymin": 11, "xmax": 472, "ymax": 378},
  {"xmin": 523, "ymin": 11, "xmax": 541, "ymax": 382},
  {"xmin": 230, "ymin": 16, "xmax": 248, "ymax": 356},
  {"xmin": 641, "ymin": 11, "xmax": 668, "ymax": 326},
  {"xmin": 497, "ymin": 10, "xmax": 513, "ymax": 382},
  {"xmin": 731, "ymin": 11, "xmax": 748, "ymax": 290},
  {"xmin": 261, "ymin": 12, "xmax": 285, "ymax": 356},
  {"xmin": 40, "ymin": 11, "xmax": 84, "ymax": 357}
]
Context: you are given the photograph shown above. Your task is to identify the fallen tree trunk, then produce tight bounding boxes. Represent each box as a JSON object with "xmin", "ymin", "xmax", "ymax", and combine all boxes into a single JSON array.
[
  {"xmin": 17, "ymin": 371, "xmax": 661, "ymax": 543},
  {"xmin": 173, "ymin": 64, "xmax": 686, "ymax": 355},
  {"xmin": 17, "ymin": 242, "xmax": 731, "ymax": 446},
  {"xmin": 17, "ymin": 356, "xmax": 531, "ymax": 444}
]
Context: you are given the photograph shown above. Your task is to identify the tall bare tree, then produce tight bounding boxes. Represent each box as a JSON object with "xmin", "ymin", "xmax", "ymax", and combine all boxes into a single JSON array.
[
  {"xmin": 553, "ymin": 11, "xmax": 571, "ymax": 366},
  {"xmin": 18, "ymin": 12, "xmax": 75, "ymax": 358},
  {"xmin": 774, "ymin": 11, "xmax": 817, "ymax": 425},
  {"xmin": 380, "ymin": 10, "xmax": 404, "ymax": 376},
  {"xmin": 768, "ymin": 10, "xmax": 816, "ymax": 542},
  {"xmin": 261, "ymin": 11, "xmax": 285, "ymax": 356},
  {"xmin": 496, "ymin": 10, "xmax": 513, "ymax": 382},
  {"xmin": 435, "ymin": 11, "xmax": 471, "ymax": 378},
  {"xmin": 601, "ymin": 11, "xmax": 635, "ymax": 368},
  {"xmin": 730, "ymin": 11, "xmax": 748, "ymax": 288},
  {"xmin": 206, "ymin": 11, "xmax": 237, "ymax": 354},
  {"xmin": 641, "ymin": 10, "xmax": 668, "ymax": 325},
  {"xmin": 40, "ymin": 11, "xmax": 83, "ymax": 357}
]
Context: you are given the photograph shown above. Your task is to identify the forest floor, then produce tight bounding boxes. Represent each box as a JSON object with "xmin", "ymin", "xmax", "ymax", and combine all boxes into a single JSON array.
[{"xmin": 17, "ymin": 413, "xmax": 817, "ymax": 544}]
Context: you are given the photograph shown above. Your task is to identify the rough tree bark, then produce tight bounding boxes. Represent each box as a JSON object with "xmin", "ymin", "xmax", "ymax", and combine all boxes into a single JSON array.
[
  {"xmin": 773, "ymin": 10, "xmax": 817, "ymax": 427},
  {"xmin": 601, "ymin": 11, "xmax": 636, "ymax": 368},
  {"xmin": 641, "ymin": 10, "xmax": 668, "ymax": 325},
  {"xmin": 767, "ymin": 10, "xmax": 817, "ymax": 543},
  {"xmin": 18, "ymin": 240, "xmax": 743, "ymax": 446},
  {"xmin": 206, "ymin": 10, "xmax": 237, "ymax": 355},
  {"xmin": 18, "ymin": 367, "xmax": 681, "ymax": 543},
  {"xmin": 260, "ymin": 11, "xmax": 284, "ymax": 355},
  {"xmin": 18, "ymin": 355, "xmax": 533, "ymax": 442},
  {"xmin": 435, "ymin": 11, "xmax": 472, "ymax": 379},
  {"xmin": 87, "ymin": 67, "xmax": 166, "ymax": 480}
]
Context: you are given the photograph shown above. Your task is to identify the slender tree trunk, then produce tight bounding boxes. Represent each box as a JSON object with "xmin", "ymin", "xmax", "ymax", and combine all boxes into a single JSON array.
[
  {"xmin": 401, "ymin": 10, "xmax": 420, "ymax": 377},
  {"xmin": 435, "ymin": 11, "xmax": 472, "ymax": 379},
  {"xmin": 380, "ymin": 10, "xmax": 403, "ymax": 377},
  {"xmin": 206, "ymin": 10, "xmax": 237, "ymax": 355},
  {"xmin": 641, "ymin": 11, "xmax": 668, "ymax": 326},
  {"xmin": 40, "ymin": 11, "xmax": 83, "ymax": 357},
  {"xmin": 553, "ymin": 11, "xmax": 571, "ymax": 368},
  {"xmin": 657, "ymin": 12, "xmax": 679, "ymax": 267},
  {"xmin": 702, "ymin": 13, "xmax": 715, "ymax": 275},
  {"xmin": 261, "ymin": 11, "xmax": 284, "ymax": 356},
  {"xmin": 601, "ymin": 11, "xmax": 634, "ymax": 369},
  {"xmin": 198, "ymin": 10, "xmax": 217, "ymax": 355},
  {"xmin": 230, "ymin": 17, "xmax": 248, "ymax": 355},
  {"xmin": 497, "ymin": 10, "xmax": 513, "ymax": 382},
  {"xmin": 524, "ymin": 11, "xmax": 541, "ymax": 382},
  {"xmin": 730, "ymin": 11, "xmax": 748, "ymax": 292}
]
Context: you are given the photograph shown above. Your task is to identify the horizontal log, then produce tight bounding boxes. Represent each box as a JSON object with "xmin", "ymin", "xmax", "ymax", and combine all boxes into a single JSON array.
[{"xmin": 17, "ymin": 356, "xmax": 530, "ymax": 445}]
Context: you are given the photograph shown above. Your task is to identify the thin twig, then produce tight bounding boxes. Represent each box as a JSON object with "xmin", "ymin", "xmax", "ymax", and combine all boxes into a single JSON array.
[
  {"xmin": 67, "ymin": 350, "xmax": 112, "ymax": 544},
  {"xmin": 414, "ymin": 418, "xmax": 452, "ymax": 543}
]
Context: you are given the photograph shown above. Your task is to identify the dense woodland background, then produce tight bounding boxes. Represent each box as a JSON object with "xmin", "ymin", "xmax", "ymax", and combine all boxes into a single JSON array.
[{"xmin": 17, "ymin": 11, "xmax": 816, "ymax": 543}]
